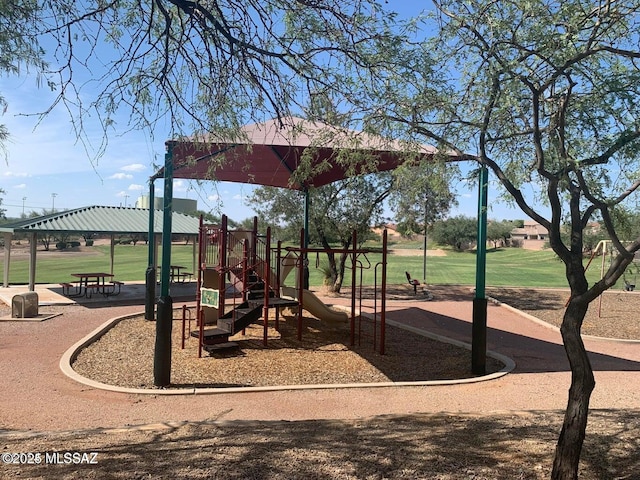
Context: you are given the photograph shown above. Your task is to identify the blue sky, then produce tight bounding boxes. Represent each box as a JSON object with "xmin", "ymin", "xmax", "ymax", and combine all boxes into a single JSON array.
[
  {"xmin": 0, "ymin": 74, "xmax": 259, "ymax": 221},
  {"xmin": 0, "ymin": 6, "xmax": 531, "ymax": 224},
  {"xmin": 0, "ymin": 72, "xmax": 529, "ymax": 223}
]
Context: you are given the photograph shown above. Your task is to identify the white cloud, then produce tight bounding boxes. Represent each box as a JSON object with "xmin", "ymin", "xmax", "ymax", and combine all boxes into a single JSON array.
[
  {"xmin": 121, "ymin": 163, "xmax": 146, "ymax": 172},
  {"xmin": 208, "ymin": 194, "xmax": 220, "ymax": 201},
  {"xmin": 3, "ymin": 171, "xmax": 29, "ymax": 177},
  {"xmin": 173, "ymin": 179, "xmax": 188, "ymax": 192},
  {"xmin": 128, "ymin": 184, "xmax": 145, "ymax": 191},
  {"xmin": 108, "ymin": 172, "xmax": 133, "ymax": 180},
  {"xmin": 233, "ymin": 194, "xmax": 243, "ymax": 200},
  {"xmin": 14, "ymin": 183, "xmax": 27, "ymax": 189}
]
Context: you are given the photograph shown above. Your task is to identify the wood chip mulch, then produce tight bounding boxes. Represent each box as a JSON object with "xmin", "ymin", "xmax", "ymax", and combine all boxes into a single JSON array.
[
  {"xmin": 72, "ymin": 301, "xmax": 504, "ymax": 390},
  {"xmin": 70, "ymin": 284, "xmax": 639, "ymax": 390}
]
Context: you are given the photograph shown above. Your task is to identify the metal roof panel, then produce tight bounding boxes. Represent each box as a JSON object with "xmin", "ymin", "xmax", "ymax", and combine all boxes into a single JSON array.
[{"xmin": 0, "ymin": 206, "xmax": 199, "ymax": 235}]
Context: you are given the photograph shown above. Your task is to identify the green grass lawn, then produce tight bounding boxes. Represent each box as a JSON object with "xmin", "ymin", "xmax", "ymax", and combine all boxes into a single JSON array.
[
  {"xmin": 0, "ymin": 244, "xmax": 198, "ymax": 284},
  {"xmin": 307, "ymin": 247, "xmax": 602, "ymax": 288},
  {"xmin": 0, "ymin": 243, "xmax": 599, "ymax": 289}
]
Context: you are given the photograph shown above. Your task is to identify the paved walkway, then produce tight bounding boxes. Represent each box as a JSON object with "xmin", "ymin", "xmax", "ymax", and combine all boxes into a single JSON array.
[{"xmin": 0, "ymin": 286, "xmax": 638, "ymax": 434}]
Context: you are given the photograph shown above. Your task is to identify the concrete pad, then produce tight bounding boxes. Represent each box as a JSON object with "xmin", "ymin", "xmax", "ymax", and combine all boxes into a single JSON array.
[
  {"xmin": 0, "ymin": 312, "xmax": 62, "ymax": 322},
  {"xmin": 0, "ymin": 281, "xmax": 198, "ymax": 308},
  {"xmin": 0, "ymin": 284, "xmax": 74, "ymax": 307}
]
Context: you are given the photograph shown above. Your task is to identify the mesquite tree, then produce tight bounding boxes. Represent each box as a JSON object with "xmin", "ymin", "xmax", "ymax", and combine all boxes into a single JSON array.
[
  {"xmin": 247, "ymin": 175, "xmax": 391, "ymax": 293},
  {"xmin": 37, "ymin": 1, "xmax": 402, "ymax": 145},
  {"xmin": 360, "ymin": 1, "xmax": 640, "ymax": 478}
]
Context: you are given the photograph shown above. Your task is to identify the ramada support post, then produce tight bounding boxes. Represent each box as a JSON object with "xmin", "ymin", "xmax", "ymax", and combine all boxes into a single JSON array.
[
  {"xmin": 350, "ymin": 230, "xmax": 357, "ymax": 347},
  {"xmin": 380, "ymin": 229, "xmax": 388, "ymax": 355},
  {"xmin": 472, "ymin": 164, "xmax": 489, "ymax": 375},
  {"xmin": 154, "ymin": 145, "xmax": 174, "ymax": 387},
  {"xmin": 297, "ymin": 228, "xmax": 305, "ymax": 341}
]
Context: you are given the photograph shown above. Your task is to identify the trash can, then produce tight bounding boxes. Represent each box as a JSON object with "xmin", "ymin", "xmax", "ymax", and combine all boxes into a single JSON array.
[{"xmin": 12, "ymin": 292, "xmax": 39, "ymax": 318}]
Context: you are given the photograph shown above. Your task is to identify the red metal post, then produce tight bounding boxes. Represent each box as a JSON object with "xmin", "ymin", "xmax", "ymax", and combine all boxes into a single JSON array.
[
  {"xmin": 242, "ymin": 239, "xmax": 249, "ymax": 301},
  {"xmin": 263, "ymin": 227, "xmax": 271, "ymax": 346},
  {"xmin": 252, "ymin": 216, "xmax": 258, "ymax": 267},
  {"xmin": 275, "ymin": 241, "xmax": 282, "ymax": 331},
  {"xmin": 198, "ymin": 309, "xmax": 203, "ymax": 358},
  {"xmin": 219, "ymin": 215, "xmax": 227, "ymax": 316}
]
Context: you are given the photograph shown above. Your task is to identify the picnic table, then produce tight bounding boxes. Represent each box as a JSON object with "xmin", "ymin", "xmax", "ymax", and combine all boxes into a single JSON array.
[
  {"xmin": 158, "ymin": 265, "xmax": 193, "ymax": 283},
  {"xmin": 60, "ymin": 273, "xmax": 123, "ymax": 298}
]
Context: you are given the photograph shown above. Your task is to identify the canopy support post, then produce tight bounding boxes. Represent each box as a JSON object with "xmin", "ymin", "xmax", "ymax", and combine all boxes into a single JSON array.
[
  {"xmin": 3, "ymin": 233, "xmax": 11, "ymax": 288},
  {"xmin": 109, "ymin": 235, "xmax": 115, "ymax": 275},
  {"xmin": 472, "ymin": 165, "xmax": 489, "ymax": 375},
  {"xmin": 154, "ymin": 145, "xmax": 174, "ymax": 387},
  {"xmin": 303, "ymin": 188, "xmax": 310, "ymax": 289},
  {"xmin": 28, "ymin": 232, "xmax": 37, "ymax": 292}
]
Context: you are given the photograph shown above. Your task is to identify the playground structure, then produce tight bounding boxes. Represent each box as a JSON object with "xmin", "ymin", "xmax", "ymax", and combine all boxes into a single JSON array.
[{"xmin": 186, "ymin": 215, "xmax": 388, "ymax": 357}]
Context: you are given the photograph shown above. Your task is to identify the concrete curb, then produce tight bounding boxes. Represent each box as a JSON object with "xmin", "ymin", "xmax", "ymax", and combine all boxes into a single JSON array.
[
  {"xmin": 495, "ymin": 300, "xmax": 640, "ymax": 344},
  {"xmin": 60, "ymin": 309, "xmax": 516, "ymax": 396}
]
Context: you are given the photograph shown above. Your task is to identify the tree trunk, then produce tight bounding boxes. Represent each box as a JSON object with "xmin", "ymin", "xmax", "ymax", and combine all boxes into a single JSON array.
[
  {"xmin": 323, "ymin": 250, "xmax": 339, "ymax": 293},
  {"xmin": 327, "ymin": 247, "xmax": 350, "ymax": 293},
  {"xmin": 552, "ymin": 299, "xmax": 595, "ymax": 480}
]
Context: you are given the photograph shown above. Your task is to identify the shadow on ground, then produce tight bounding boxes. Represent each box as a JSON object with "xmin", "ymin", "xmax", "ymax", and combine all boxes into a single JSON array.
[
  {"xmin": 2, "ymin": 410, "xmax": 638, "ymax": 479},
  {"xmin": 384, "ymin": 306, "xmax": 640, "ymax": 374}
]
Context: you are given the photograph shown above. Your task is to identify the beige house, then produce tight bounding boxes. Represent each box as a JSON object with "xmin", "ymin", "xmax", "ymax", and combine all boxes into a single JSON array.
[{"xmin": 510, "ymin": 220, "xmax": 549, "ymax": 250}]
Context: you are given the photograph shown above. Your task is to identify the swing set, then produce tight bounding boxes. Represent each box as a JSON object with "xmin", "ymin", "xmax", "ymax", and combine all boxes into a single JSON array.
[{"xmin": 583, "ymin": 240, "xmax": 639, "ymax": 317}]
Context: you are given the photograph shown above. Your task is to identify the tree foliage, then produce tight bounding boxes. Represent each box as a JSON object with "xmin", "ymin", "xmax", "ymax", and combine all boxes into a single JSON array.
[
  {"xmin": 0, "ymin": 0, "xmax": 46, "ymax": 153},
  {"xmin": 486, "ymin": 220, "xmax": 516, "ymax": 249},
  {"xmin": 37, "ymin": 0, "xmax": 402, "ymax": 151},
  {"xmin": 430, "ymin": 215, "xmax": 477, "ymax": 251},
  {"xmin": 356, "ymin": 1, "xmax": 640, "ymax": 478},
  {"xmin": 247, "ymin": 174, "xmax": 391, "ymax": 292},
  {"xmin": 389, "ymin": 160, "xmax": 459, "ymax": 237},
  {"xmin": 247, "ymin": 160, "xmax": 458, "ymax": 291}
]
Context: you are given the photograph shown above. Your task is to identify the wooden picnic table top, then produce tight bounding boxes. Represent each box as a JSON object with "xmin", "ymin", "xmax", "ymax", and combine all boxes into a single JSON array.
[{"xmin": 71, "ymin": 272, "xmax": 114, "ymax": 279}]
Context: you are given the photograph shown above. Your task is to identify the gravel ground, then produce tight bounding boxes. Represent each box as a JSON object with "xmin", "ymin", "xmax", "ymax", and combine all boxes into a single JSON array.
[
  {"xmin": 486, "ymin": 286, "xmax": 640, "ymax": 340},
  {"xmin": 2, "ymin": 409, "xmax": 638, "ymax": 480}
]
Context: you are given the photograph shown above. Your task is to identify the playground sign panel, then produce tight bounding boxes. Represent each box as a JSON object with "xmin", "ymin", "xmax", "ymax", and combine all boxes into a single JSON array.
[{"xmin": 200, "ymin": 288, "xmax": 219, "ymax": 308}]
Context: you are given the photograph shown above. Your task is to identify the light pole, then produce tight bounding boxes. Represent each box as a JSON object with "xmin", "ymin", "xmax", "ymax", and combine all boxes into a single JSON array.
[
  {"xmin": 51, "ymin": 193, "xmax": 57, "ymax": 212},
  {"xmin": 423, "ymin": 196, "xmax": 428, "ymax": 282},
  {"xmin": 22, "ymin": 197, "xmax": 26, "ymax": 216}
]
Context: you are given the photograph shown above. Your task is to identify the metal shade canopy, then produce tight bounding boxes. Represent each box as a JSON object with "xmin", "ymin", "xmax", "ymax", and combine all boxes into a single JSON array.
[
  {"xmin": 154, "ymin": 116, "xmax": 466, "ymax": 189},
  {"xmin": 149, "ymin": 115, "xmax": 485, "ymax": 387}
]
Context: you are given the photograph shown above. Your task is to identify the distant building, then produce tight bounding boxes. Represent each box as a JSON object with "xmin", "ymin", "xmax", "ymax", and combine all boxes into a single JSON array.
[
  {"xmin": 510, "ymin": 220, "xmax": 549, "ymax": 250},
  {"xmin": 135, "ymin": 196, "xmax": 197, "ymax": 214}
]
